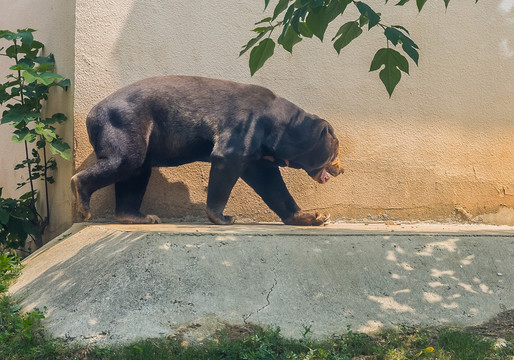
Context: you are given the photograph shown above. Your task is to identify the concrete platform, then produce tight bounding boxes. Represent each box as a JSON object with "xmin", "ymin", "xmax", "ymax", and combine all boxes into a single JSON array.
[{"xmin": 9, "ymin": 222, "xmax": 514, "ymax": 345}]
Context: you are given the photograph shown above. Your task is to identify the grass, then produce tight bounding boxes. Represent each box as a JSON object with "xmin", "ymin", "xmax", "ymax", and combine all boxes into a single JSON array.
[{"xmin": 1, "ymin": 306, "xmax": 513, "ymax": 360}]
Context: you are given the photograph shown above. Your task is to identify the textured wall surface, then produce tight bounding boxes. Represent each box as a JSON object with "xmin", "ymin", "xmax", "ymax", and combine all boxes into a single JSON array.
[
  {"xmin": 2, "ymin": 1, "xmax": 512, "ymax": 229},
  {"xmin": 0, "ymin": 0, "xmax": 75, "ymax": 241},
  {"xmin": 73, "ymin": 0, "xmax": 514, "ymax": 224}
]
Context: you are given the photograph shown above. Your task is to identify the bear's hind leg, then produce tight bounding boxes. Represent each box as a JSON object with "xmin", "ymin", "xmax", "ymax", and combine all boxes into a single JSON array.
[
  {"xmin": 115, "ymin": 166, "xmax": 160, "ymax": 224},
  {"xmin": 71, "ymin": 157, "xmax": 128, "ymax": 221}
]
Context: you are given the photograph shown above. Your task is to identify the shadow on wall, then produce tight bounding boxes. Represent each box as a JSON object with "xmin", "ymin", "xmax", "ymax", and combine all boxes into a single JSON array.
[
  {"xmin": 74, "ymin": 153, "xmax": 206, "ymax": 221},
  {"xmin": 10, "ymin": 227, "xmax": 514, "ymax": 342}
]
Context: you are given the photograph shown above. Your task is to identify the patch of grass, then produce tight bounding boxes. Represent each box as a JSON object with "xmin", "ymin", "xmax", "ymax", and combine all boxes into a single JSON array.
[
  {"xmin": 437, "ymin": 328, "xmax": 500, "ymax": 360},
  {"xmin": 0, "ymin": 252, "xmax": 57, "ymax": 360},
  {"xmin": 0, "ymin": 295, "xmax": 57, "ymax": 360},
  {"xmin": 2, "ymin": 320, "xmax": 512, "ymax": 360},
  {"xmin": 70, "ymin": 325, "xmax": 513, "ymax": 360}
]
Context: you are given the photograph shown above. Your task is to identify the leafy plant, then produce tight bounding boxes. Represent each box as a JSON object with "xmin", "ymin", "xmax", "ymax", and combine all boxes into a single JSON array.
[
  {"xmin": 243, "ymin": 0, "xmax": 478, "ymax": 96},
  {"xmin": 0, "ymin": 189, "xmax": 38, "ymax": 250},
  {"xmin": 0, "ymin": 251, "xmax": 22, "ymax": 293},
  {"xmin": 0, "ymin": 251, "xmax": 47, "ymax": 356},
  {"xmin": 0, "ymin": 29, "xmax": 70, "ymax": 249}
]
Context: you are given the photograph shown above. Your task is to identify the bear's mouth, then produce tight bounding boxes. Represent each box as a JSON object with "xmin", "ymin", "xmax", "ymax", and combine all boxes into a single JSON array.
[
  {"xmin": 320, "ymin": 168, "xmax": 330, "ymax": 184},
  {"xmin": 310, "ymin": 158, "xmax": 344, "ymax": 184},
  {"xmin": 310, "ymin": 167, "xmax": 331, "ymax": 184}
]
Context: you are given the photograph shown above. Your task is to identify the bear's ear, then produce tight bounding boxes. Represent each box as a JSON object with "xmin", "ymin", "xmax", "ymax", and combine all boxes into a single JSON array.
[
  {"xmin": 302, "ymin": 117, "xmax": 331, "ymax": 150},
  {"xmin": 319, "ymin": 125, "xmax": 328, "ymax": 140},
  {"xmin": 273, "ymin": 116, "xmax": 326, "ymax": 159}
]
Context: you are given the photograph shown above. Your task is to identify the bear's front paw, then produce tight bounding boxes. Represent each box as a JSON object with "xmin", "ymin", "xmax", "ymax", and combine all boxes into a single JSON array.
[
  {"xmin": 206, "ymin": 208, "xmax": 235, "ymax": 225},
  {"xmin": 284, "ymin": 211, "xmax": 330, "ymax": 226}
]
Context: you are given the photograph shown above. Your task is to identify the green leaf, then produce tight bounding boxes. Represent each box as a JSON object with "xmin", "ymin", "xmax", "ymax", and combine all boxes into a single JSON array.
[
  {"xmin": 19, "ymin": 191, "xmax": 34, "ymax": 201},
  {"xmin": 291, "ymin": 6, "xmax": 308, "ymax": 33},
  {"xmin": 9, "ymin": 62, "xmax": 33, "ymax": 71},
  {"xmin": 304, "ymin": 0, "xmax": 349, "ymax": 41},
  {"xmin": 264, "ymin": 0, "xmax": 271, "ymax": 10},
  {"xmin": 34, "ymin": 54, "xmax": 55, "ymax": 66},
  {"xmin": 278, "ymin": 4, "xmax": 296, "ymax": 43},
  {"xmin": 57, "ymin": 78, "xmax": 70, "ymax": 90},
  {"xmin": 306, "ymin": 6, "xmax": 330, "ymax": 41},
  {"xmin": 395, "ymin": 0, "xmax": 410, "ymax": 5},
  {"xmin": 12, "ymin": 127, "xmax": 35, "ymax": 143},
  {"xmin": 1, "ymin": 104, "xmax": 40, "ymax": 125},
  {"xmin": 327, "ymin": 0, "xmax": 351, "ymax": 22},
  {"xmin": 282, "ymin": 3, "xmax": 296, "ymax": 27},
  {"xmin": 298, "ymin": 22, "xmax": 313, "ymax": 38},
  {"xmin": 5, "ymin": 44, "xmax": 19, "ymax": 58},
  {"xmin": 9, "ymin": 304, "xmax": 21, "ymax": 313},
  {"xmin": 255, "ymin": 17, "xmax": 273, "ymax": 25},
  {"xmin": 46, "ymin": 113, "xmax": 67, "ymax": 124},
  {"xmin": 391, "ymin": 25, "xmax": 410, "ymax": 35},
  {"xmin": 0, "ymin": 208, "xmax": 9, "ymax": 225},
  {"xmin": 359, "ymin": 15, "xmax": 369, "ymax": 27},
  {"xmin": 332, "ymin": 21, "xmax": 363, "ymax": 54},
  {"xmin": 249, "ymin": 38, "xmax": 275, "ymax": 76},
  {"xmin": 0, "ymin": 30, "xmax": 17, "ymax": 41},
  {"xmin": 22, "ymin": 71, "xmax": 63, "ymax": 86},
  {"xmin": 22, "ymin": 70, "xmax": 38, "ymax": 84},
  {"xmin": 253, "ymin": 26, "xmax": 274, "ymax": 34},
  {"xmin": 49, "ymin": 140, "xmax": 70, "ymax": 157},
  {"xmin": 384, "ymin": 27, "xmax": 419, "ymax": 65},
  {"xmin": 35, "ymin": 63, "xmax": 56, "ymax": 72},
  {"xmin": 273, "ymin": 0, "xmax": 290, "ymax": 20},
  {"xmin": 370, "ymin": 48, "xmax": 409, "ymax": 97},
  {"xmin": 416, "ymin": 0, "xmax": 428, "ymax": 11},
  {"xmin": 278, "ymin": 26, "xmax": 302, "ymax": 53},
  {"xmin": 16, "ymin": 30, "xmax": 34, "ymax": 46},
  {"xmin": 240, "ymin": 32, "xmax": 266, "ymax": 56},
  {"xmin": 444, "ymin": 0, "xmax": 450, "ymax": 8},
  {"xmin": 355, "ymin": 2, "xmax": 381, "ymax": 30},
  {"xmin": 30, "ymin": 40, "xmax": 44, "ymax": 51},
  {"xmin": 35, "ymin": 123, "xmax": 57, "ymax": 142}
]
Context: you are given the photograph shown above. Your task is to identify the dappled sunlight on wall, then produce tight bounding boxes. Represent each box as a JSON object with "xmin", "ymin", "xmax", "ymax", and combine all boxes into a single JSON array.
[{"xmin": 499, "ymin": 0, "xmax": 514, "ymax": 57}]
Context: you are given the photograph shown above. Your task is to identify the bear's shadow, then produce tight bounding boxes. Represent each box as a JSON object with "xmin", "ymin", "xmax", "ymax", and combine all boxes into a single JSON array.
[{"xmin": 75, "ymin": 153, "xmax": 207, "ymax": 222}]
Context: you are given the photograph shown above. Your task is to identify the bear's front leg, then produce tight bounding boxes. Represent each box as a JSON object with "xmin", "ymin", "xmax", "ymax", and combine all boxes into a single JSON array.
[
  {"xmin": 241, "ymin": 162, "xmax": 330, "ymax": 226},
  {"xmin": 206, "ymin": 158, "xmax": 241, "ymax": 225}
]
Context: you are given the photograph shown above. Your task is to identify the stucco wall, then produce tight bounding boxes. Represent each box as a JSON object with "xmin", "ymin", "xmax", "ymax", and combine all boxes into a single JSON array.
[
  {"xmin": 0, "ymin": 0, "xmax": 75, "ymax": 241},
  {"xmin": 2, "ymin": 1, "xmax": 509, "ymax": 230},
  {"xmin": 72, "ymin": 0, "xmax": 514, "ymax": 225}
]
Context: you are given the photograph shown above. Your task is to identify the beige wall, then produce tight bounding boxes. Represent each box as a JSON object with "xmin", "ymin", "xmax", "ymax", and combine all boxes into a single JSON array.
[
  {"xmin": 2, "ymin": 1, "xmax": 513, "ymax": 231},
  {"xmin": 73, "ymin": 0, "xmax": 514, "ymax": 224},
  {"xmin": 0, "ymin": 0, "xmax": 75, "ymax": 241}
]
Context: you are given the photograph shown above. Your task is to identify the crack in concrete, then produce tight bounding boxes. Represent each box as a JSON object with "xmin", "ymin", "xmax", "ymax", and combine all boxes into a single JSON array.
[{"xmin": 244, "ymin": 245, "xmax": 281, "ymax": 324}]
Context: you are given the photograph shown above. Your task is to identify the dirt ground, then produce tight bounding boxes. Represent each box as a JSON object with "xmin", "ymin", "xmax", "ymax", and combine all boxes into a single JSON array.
[{"xmin": 471, "ymin": 309, "xmax": 514, "ymax": 339}]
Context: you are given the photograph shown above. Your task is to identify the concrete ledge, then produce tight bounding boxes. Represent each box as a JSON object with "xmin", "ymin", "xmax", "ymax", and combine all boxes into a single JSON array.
[{"xmin": 10, "ymin": 222, "xmax": 514, "ymax": 345}]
